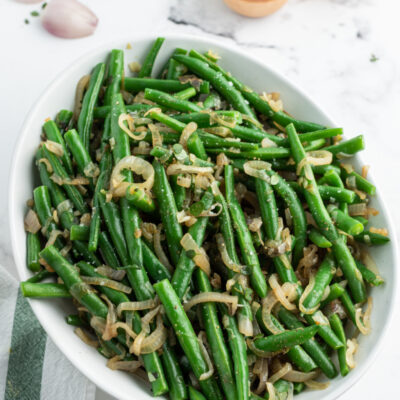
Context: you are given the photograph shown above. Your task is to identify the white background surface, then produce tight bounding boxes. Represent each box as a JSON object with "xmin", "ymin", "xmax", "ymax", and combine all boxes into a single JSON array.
[{"xmin": 1, "ymin": 0, "xmax": 399, "ymax": 399}]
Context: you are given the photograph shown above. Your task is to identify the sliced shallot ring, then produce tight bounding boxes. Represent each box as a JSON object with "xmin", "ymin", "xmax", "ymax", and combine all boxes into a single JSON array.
[
  {"xmin": 116, "ymin": 298, "xmax": 159, "ymax": 316},
  {"xmin": 184, "ymin": 292, "xmax": 238, "ymax": 315},
  {"xmin": 110, "ymin": 155, "xmax": 154, "ymax": 197},
  {"xmin": 118, "ymin": 113, "xmax": 147, "ymax": 141}
]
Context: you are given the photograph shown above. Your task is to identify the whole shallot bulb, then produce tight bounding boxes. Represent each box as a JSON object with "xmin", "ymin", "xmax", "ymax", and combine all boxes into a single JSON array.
[{"xmin": 42, "ymin": 0, "xmax": 98, "ymax": 39}]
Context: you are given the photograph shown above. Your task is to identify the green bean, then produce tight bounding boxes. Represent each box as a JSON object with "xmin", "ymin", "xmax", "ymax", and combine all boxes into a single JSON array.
[
  {"xmin": 293, "ymin": 382, "xmax": 305, "ymax": 394},
  {"xmin": 188, "ymin": 386, "xmax": 206, "ymax": 400},
  {"xmin": 253, "ymin": 326, "xmax": 319, "ymax": 352},
  {"xmin": 174, "ymin": 110, "xmax": 243, "ymax": 128},
  {"xmin": 302, "ymin": 253, "xmax": 336, "ymax": 311},
  {"xmin": 309, "ymin": 228, "xmax": 332, "ymax": 248},
  {"xmin": 320, "ymin": 283, "xmax": 346, "ymax": 309},
  {"xmin": 77, "ymin": 62, "xmax": 105, "ymax": 150},
  {"xmin": 312, "ymin": 164, "xmax": 341, "ymax": 176},
  {"xmin": 144, "ymin": 88, "xmax": 202, "ymax": 113},
  {"xmin": 199, "ymin": 132, "xmax": 258, "ymax": 151},
  {"xmin": 171, "ymin": 190, "xmax": 213, "ymax": 298},
  {"xmin": 125, "ymin": 78, "xmax": 201, "ymax": 94},
  {"xmin": 166, "ymin": 48, "xmax": 188, "ymax": 80},
  {"xmin": 33, "ymin": 186, "xmax": 64, "ymax": 249},
  {"xmin": 43, "ymin": 120, "xmax": 73, "ymax": 175},
  {"xmin": 99, "ymin": 193, "xmax": 129, "ymax": 266},
  {"xmin": 77, "ymin": 261, "xmax": 168, "ymax": 396},
  {"xmin": 26, "ymin": 269, "xmax": 53, "ymax": 283},
  {"xmin": 356, "ymin": 260, "xmax": 384, "ymax": 286},
  {"xmin": 210, "ymin": 146, "xmax": 290, "ymax": 160},
  {"xmin": 76, "ymin": 262, "xmax": 129, "ymax": 311},
  {"xmin": 173, "ymin": 54, "xmax": 257, "ymax": 122},
  {"xmin": 21, "ymin": 282, "xmax": 71, "ymax": 298},
  {"xmin": 88, "ymin": 113, "xmax": 112, "ymax": 251},
  {"xmin": 40, "ymin": 246, "xmax": 107, "ymax": 318},
  {"xmin": 340, "ymin": 168, "xmax": 376, "ymax": 196},
  {"xmin": 120, "ymin": 198, "xmax": 142, "ymax": 267},
  {"xmin": 174, "ymin": 86, "xmax": 197, "ymax": 100},
  {"xmin": 72, "ymin": 240, "xmax": 101, "ymax": 266},
  {"xmin": 278, "ymin": 307, "xmax": 338, "ymax": 378},
  {"xmin": 318, "ymin": 169, "xmax": 347, "ymax": 214},
  {"xmin": 27, "ymin": 232, "xmax": 41, "ymax": 272},
  {"xmin": 42, "ymin": 145, "xmax": 88, "ymax": 214},
  {"xmin": 324, "ymin": 135, "xmax": 365, "ymax": 156},
  {"xmin": 36, "ymin": 150, "xmax": 77, "ymax": 231},
  {"xmin": 94, "ymin": 103, "xmax": 152, "ymax": 119},
  {"xmin": 110, "ymin": 93, "xmax": 130, "ymax": 163},
  {"xmin": 195, "ymin": 269, "xmax": 237, "ymax": 400},
  {"xmin": 303, "ymin": 311, "xmax": 344, "ymax": 350},
  {"xmin": 329, "ymin": 314, "xmax": 350, "ymax": 377},
  {"xmin": 55, "ymin": 109, "xmax": 73, "ymax": 134},
  {"xmin": 268, "ymin": 380, "xmax": 294, "ymax": 399},
  {"xmin": 170, "ymin": 175, "xmax": 186, "ymax": 211},
  {"xmin": 229, "ymin": 125, "xmax": 286, "ymax": 145},
  {"xmin": 188, "ymin": 49, "xmax": 324, "ymax": 132},
  {"xmin": 220, "ymin": 306, "xmax": 249, "ymax": 400},
  {"xmin": 98, "ymin": 231, "xmax": 121, "ymax": 269},
  {"xmin": 265, "ymin": 170, "xmax": 307, "ymax": 267},
  {"xmin": 154, "ymin": 279, "xmax": 223, "ymax": 400},
  {"xmin": 153, "ymin": 160, "xmax": 183, "ymax": 265},
  {"xmin": 340, "ymin": 290, "xmax": 357, "ymax": 325},
  {"xmin": 66, "ymin": 314, "xmax": 85, "ymax": 326},
  {"xmin": 138, "ymin": 37, "xmax": 165, "ymax": 78},
  {"xmin": 255, "ymin": 175, "xmax": 298, "ymax": 285},
  {"xmin": 104, "ymin": 49, "xmax": 124, "ymax": 106},
  {"xmin": 213, "ymin": 182, "xmax": 254, "ymax": 335},
  {"xmin": 64, "ymin": 129, "xmax": 94, "ymax": 180},
  {"xmin": 142, "ymin": 242, "xmax": 172, "ymax": 282},
  {"xmin": 161, "ymin": 343, "xmax": 187, "ymax": 400},
  {"xmin": 225, "ymin": 165, "xmax": 267, "ymax": 298},
  {"xmin": 354, "ymin": 230, "xmax": 390, "ymax": 246},
  {"xmin": 253, "ymin": 170, "xmax": 341, "ymax": 349},
  {"xmin": 318, "ymin": 185, "xmax": 356, "ymax": 204},
  {"xmin": 327, "ymin": 204, "xmax": 364, "ymax": 236},
  {"xmin": 70, "ymin": 224, "xmax": 90, "ymax": 241},
  {"xmin": 286, "ymin": 123, "xmax": 366, "ymax": 303},
  {"xmin": 297, "ymin": 128, "xmax": 343, "ymax": 144},
  {"xmin": 255, "ymin": 309, "xmax": 317, "ymax": 372},
  {"xmin": 111, "ymin": 93, "xmax": 155, "ymax": 212},
  {"xmin": 187, "ymin": 131, "xmax": 208, "ymax": 160},
  {"xmin": 89, "ymin": 170, "xmax": 108, "ymax": 251},
  {"xmin": 353, "ymin": 216, "xmax": 369, "ymax": 226},
  {"xmin": 202, "ymin": 93, "xmax": 220, "ymax": 109},
  {"xmin": 288, "ymin": 181, "xmax": 356, "ymax": 205}
]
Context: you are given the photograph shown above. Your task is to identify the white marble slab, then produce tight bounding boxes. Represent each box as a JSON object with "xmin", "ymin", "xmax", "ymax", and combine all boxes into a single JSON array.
[{"xmin": 1, "ymin": 0, "xmax": 399, "ymax": 398}]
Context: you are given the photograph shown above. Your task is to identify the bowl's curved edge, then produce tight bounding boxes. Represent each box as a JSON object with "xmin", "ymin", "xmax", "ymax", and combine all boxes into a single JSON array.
[{"xmin": 9, "ymin": 32, "xmax": 399, "ymax": 400}]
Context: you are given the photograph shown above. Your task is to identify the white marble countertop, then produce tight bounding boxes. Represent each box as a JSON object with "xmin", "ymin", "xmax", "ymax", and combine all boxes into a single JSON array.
[{"xmin": 1, "ymin": 0, "xmax": 399, "ymax": 398}]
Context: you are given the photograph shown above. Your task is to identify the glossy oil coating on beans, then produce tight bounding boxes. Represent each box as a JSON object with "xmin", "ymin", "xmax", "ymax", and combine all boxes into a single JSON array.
[{"xmin": 22, "ymin": 39, "xmax": 389, "ymax": 400}]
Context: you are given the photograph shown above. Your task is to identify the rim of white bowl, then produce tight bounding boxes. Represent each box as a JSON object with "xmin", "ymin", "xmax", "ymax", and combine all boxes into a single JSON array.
[{"xmin": 9, "ymin": 33, "xmax": 399, "ymax": 400}]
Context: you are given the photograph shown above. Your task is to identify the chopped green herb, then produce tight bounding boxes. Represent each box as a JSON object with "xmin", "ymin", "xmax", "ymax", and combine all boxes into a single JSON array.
[
  {"xmin": 31, "ymin": 11, "xmax": 40, "ymax": 17},
  {"xmin": 42, "ymin": 2, "xmax": 47, "ymax": 9},
  {"xmin": 24, "ymin": 19, "xmax": 30, "ymax": 25},
  {"xmin": 370, "ymin": 54, "xmax": 379, "ymax": 62}
]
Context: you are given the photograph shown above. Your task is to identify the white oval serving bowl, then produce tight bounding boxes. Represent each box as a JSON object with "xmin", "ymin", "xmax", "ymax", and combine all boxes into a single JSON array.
[{"xmin": 9, "ymin": 34, "xmax": 398, "ymax": 400}]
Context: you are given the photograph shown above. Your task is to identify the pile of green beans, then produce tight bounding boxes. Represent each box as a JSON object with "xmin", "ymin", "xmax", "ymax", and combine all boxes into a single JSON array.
[{"xmin": 22, "ymin": 37, "xmax": 389, "ymax": 400}]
